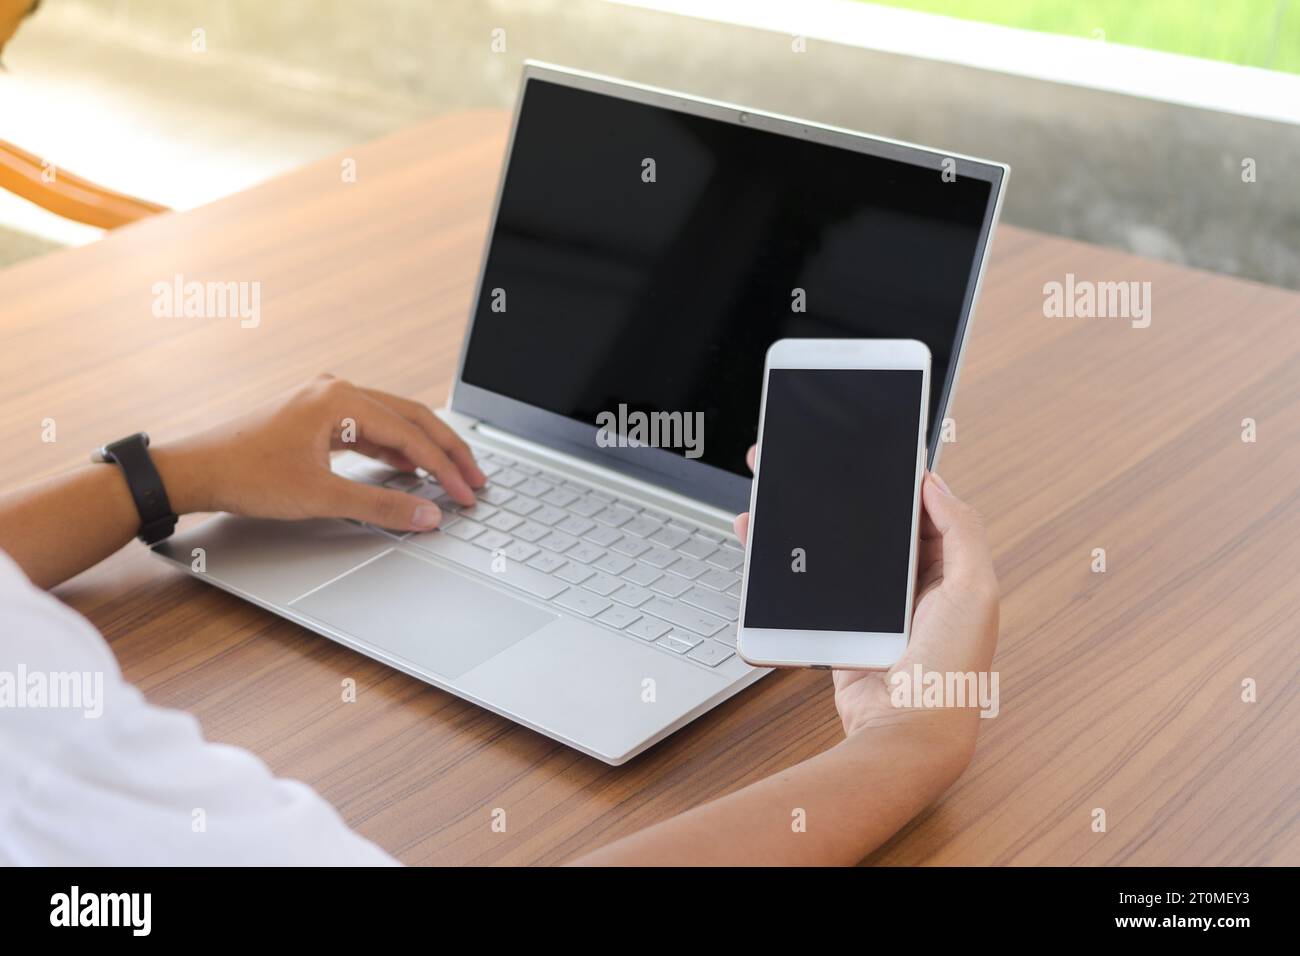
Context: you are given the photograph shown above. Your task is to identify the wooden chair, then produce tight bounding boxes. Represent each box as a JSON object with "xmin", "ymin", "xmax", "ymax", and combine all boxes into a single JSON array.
[{"xmin": 0, "ymin": 138, "xmax": 169, "ymax": 229}]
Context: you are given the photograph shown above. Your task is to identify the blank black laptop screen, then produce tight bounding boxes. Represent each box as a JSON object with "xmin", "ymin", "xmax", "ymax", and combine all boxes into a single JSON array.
[{"xmin": 460, "ymin": 78, "xmax": 994, "ymax": 477}]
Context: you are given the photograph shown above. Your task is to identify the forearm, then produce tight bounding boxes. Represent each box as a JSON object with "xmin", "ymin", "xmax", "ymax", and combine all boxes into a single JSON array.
[
  {"xmin": 0, "ymin": 446, "xmax": 206, "ymax": 589},
  {"xmin": 574, "ymin": 718, "xmax": 972, "ymax": 866}
]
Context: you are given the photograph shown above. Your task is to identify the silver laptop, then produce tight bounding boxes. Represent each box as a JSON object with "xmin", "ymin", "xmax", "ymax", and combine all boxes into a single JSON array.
[{"xmin": 157, "ymin": 63, "xmax": 1007, "ymax": 764}]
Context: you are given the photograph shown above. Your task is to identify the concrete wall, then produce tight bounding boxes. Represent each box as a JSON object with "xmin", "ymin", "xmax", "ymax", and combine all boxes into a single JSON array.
[{"xmin": 31, "ymin": 0, "xmax": 1300, "ymax": 289}]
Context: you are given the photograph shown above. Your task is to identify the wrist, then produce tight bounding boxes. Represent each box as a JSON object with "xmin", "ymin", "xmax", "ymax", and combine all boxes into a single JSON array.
[
  {"xmin": 840, "ymin": 708, "xmax": 979, "ymax": 785},
  {"xmin": 150, "ymin": 442, "xmax": 214, "ymax": 515}
]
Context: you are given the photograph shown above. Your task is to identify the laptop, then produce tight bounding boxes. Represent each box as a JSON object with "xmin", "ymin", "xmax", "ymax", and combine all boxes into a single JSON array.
[{"xmin": 157, "ymin": 62, "xmax": 1007, "ymax": 765}]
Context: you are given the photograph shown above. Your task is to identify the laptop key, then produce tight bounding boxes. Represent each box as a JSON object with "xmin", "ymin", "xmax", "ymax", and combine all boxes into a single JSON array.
[
  {"xmin": 621, "ymin": 515, "xmax": 663, "ymax": 538},
  {"xmin": 458, "ymin": 502, "xmax": 499, "ymax": 522},
  {"xmin": 649, "ymin": 527, "xmax": 689, "ymax": 549},
  {"xmin": 516, "ymin": 477, "xmax": 554, "ymax": 499},
  {"xmin": 640, "ymin": 597, "xmax": 726, "ymax": 637},
  {"xmin": 554, "ymin": 589, "xmax": 612, "ymax": 618},
  {"xmin": 665, "ymin": 556, "xmax": 709, "ymax": 579},
  {"xmin": 641, "ymin": 546, "xmax": 677, "ymax": 569},
  {"xmin": 611, "ymin": 536, "xmax": 651, "ymax": 558},
  {"xmin": 583, "ymin": 525, "xmax": 622, "ymax": 547},
  {"xmin": 512, "ymin": 521, "xmax": 550, "ymax": 542},
  {"xmin": 554, "ymin": 562, "xmax": 596, "ymax": 584},
  {"xmin": 583, "ymin": 572, "xmax": 622, "ymax": 597},
  {"xmin": 542, "ymin": 488, "xmax": 579, "ymax": 508},
  {"xmin": 565, "ymin": 541, "xmax": 606, "ymax": 564},
  {"xmin": 681, "ymin": 586, "xmax": 739, "ymax": 620},
  {"xmin": 593, "ymin": 505, "xmax": 636, "ymax": 527},
  {"xmin": 529, "ymin": 504, "xmax": 568, "ymax": 526},
  {"xmin": 610, "ymin": 583, "xmax": 653, "ymax": 607},
  {"xmin": 656, "ymin": 635, "xmax": 693, "ymax": 654},
  {"xmin": 538, "ymin": 530, "xmax": 579, "ymax": 553},
  {"xmin": 697, "ymin": 567, "xmax": 739, "ymax": 591},
  {"xmin": 485, "ymin": 512, "xmax": 525, "ymax": 533},
  {"xmin": 687, "ymin": 641, "xmax": 735, "ymax": 667},
  {"xmin": 411, "ymin": 482, "xmax": 444, "ymax": 501},
  {"xmin": 664, "ymin": 629, "xmax": 702, "ymax": 648},
  {"xmin": 705, "ymin": 548, "xmax": 744, "ymax": 572},
  {"xmin": 503, "ymin": 541, "xmax": 540, "ymax": 562},
  {"xmin": 447, "ymin": 520, "xmax": 486, "ymax": 541},
  {"xmin": 650, "ymin": 574, "xmax": 691, "ymax": 598},
  {"xmin": 625, "ymin": 616, "xmax": 671, "ymax": 641},
  {"xmin": 474, "ymin": 530, "xmax": 513, "ymax": 552},
  {"xmin": 492, "ymin": 469, "xmax": 526, "ymax": 488},
  {"xmin": 525, "ymin": 551, "xmax": 567, "ymax": 574},
  {"xmin": 596, "ymin": 605, "xmax": 642, "ymax": 629},
  {"xmin": 679, "ymin": 537, "xmax": 717, "ymax": 561},
  {"xmin": 569, "ymin": 497, "xmax": 604, "ymax": 517},
  {"xmin": 592, "ymin": 552, "xmax": 634, "ymax": 576},
  {"xmin": 623, "ymin": 563, "xmax": 663, "ymax": 587},
  {"xmin": 480, "ymin": 486, "xmax": 516, "ymax": 506},
  {"xmin": 556, "ymin": 515, "xmax": 595, "ymax": 536},
  {"xmin": 503, "ymin": 496, "xmax": 541, "ymax": 516}
]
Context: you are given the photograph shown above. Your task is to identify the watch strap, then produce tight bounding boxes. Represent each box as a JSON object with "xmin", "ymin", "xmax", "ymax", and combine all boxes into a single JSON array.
[{"xmin": 93, "ymin": 433, "xmax": 178, "ymax": 545}]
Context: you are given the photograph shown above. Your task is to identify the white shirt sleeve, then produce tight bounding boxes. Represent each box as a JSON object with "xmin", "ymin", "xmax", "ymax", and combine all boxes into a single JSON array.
[{"xmin": 0, "ymin": 549, "xmax": 397, "ymax": 866}]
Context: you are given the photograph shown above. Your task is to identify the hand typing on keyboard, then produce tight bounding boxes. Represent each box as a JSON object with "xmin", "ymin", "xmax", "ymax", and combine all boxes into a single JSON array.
[{"xmin": 152, "ymin": 375, "xmax": 486, "ymax": 532}]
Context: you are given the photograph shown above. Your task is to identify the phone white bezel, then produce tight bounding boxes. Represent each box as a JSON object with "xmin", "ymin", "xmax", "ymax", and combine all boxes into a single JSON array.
[{"xmin": 736, "ymin": 338, "xmax": 930, "ymax": 670}]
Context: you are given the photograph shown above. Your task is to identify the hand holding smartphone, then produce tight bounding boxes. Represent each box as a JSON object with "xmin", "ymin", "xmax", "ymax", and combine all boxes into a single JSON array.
[{"xmin": 737, "ymin": 339, "xmax": 930, "ymax": 670}]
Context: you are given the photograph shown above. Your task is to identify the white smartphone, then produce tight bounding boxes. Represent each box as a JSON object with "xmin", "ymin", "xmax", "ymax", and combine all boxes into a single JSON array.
[{"xmin": 736, "ymin": 338, "xmax": 930, "ymax": 670}]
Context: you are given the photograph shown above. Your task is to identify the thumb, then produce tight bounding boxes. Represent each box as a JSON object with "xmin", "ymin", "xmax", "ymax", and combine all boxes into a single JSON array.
[
  {"xmin": 733, "ymin": 512, "xmax": 750, "ymax": 545},
  {"xmin": 323, "ymin": 475, "xmax": 443, "ymax": 531},
  {"xmin": 921, "ymin": 473, "xmax": 992, "ymax": 588}
]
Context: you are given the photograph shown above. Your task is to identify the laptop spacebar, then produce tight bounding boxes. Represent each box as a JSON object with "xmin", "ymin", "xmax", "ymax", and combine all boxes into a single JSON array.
[{"xmin": 406, "ymin": 531, "xmax": 568, "ymax": 600}]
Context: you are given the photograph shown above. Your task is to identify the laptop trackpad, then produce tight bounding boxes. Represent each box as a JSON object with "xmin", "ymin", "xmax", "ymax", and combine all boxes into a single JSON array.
[{"xmin": 292, "ymin": 550, "xmax": 556, "ymax": 680}]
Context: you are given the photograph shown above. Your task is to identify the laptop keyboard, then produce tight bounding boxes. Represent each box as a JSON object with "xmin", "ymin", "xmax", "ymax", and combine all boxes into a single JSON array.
[{"xmin": 346, "ymin": 449, "xmax": 747, "ymax": 670}]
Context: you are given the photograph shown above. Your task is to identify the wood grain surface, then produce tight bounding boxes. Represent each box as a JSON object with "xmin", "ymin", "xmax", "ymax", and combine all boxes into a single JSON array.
[{"xmin": 1, "ymin": 111, "xmax": 1296, "ymax": 865}]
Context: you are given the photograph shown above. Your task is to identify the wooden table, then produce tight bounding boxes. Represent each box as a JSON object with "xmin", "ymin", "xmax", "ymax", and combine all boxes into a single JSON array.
[{"xmin": 2, "ymin": 111, "xmax": 1296, "ymax": 866}]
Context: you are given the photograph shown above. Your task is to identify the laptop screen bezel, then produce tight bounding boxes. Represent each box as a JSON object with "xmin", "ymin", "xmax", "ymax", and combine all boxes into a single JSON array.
[{"xmin": 450, "ymin": 61, "xmax": 1008, "ymax": 515}]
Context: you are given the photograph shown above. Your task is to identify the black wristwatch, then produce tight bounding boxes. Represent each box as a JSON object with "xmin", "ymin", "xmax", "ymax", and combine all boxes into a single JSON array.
[{"xmin": 91, "ymin": 432, "xmax": 178, "ymax": 545}]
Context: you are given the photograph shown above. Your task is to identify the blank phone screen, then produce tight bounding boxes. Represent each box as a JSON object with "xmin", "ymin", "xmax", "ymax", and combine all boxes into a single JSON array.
[{"xmin": 743, "ymin": 368, "xmax": 923, "ymax": 633}]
